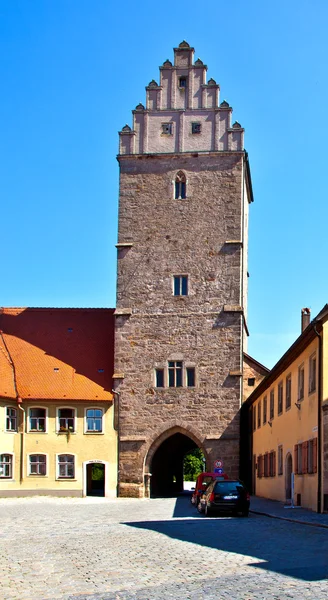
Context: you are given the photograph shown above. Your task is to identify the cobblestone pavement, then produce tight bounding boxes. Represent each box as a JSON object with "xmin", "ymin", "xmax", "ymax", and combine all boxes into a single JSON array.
[{"xmin": 1, "ymin": 495, "xmax": 328, "ymax": 600}]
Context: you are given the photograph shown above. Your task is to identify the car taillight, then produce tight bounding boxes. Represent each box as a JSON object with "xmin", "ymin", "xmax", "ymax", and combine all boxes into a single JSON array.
[
  {"xmin": 246, "ymin": 492, "xmax": 250, "ymax": 501},
  {"xmin": 209, "ymin": 492, "xmax": 215, "ymax": 502}
]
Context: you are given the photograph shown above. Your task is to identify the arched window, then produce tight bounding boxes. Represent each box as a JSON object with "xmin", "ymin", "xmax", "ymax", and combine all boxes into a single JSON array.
[{"xmin": 175, "ymin": 171, "xmax": 186, "ymax": 199}]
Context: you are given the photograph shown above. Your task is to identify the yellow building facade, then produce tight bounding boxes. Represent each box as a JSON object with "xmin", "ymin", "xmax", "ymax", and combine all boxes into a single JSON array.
[
  {"xmin": 247, "ymin": 307, "xmax": 328, "ymax": 512},
  {"xmin": 0, "ymin": 308, "xmax": 117, "ymax": 498}
]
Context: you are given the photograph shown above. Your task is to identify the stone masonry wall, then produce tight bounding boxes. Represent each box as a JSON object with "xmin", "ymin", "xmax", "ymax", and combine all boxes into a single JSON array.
[{"xmin": 114, "ymin": 152, "xmax": 246, "ymax": 496}]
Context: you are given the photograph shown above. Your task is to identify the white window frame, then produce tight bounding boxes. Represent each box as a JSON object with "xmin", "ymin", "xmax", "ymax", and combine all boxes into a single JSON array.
[
  {"xmin": 56, "ymin": 407, "xmax": 77, "ymax": 434},
  {"xmin": 5, "ymin": 406, "xmax": 17, "ymax": 432},
  {"xmin": 56, "ymin": 453, "xmax": 76, "ymax": 480},
  {"xmin": 84, "ymin": 407, "xmax": 104, "ymax": 434},
  {"xmin": 28, "ymin": 406, "xmax": 48, "ymax": 433},
  {"xmin": 0, "ymin": 453, "xmax": 14, "ymax": 479},
  {"xmin": 28, "ymin": 453, "xmax": 48, "ymax": 476}
]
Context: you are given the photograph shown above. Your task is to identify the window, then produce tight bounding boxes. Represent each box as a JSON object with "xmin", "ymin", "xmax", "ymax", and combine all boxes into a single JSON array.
[
  {"xmin": 257, "ymin": 454, "xmax": 263, "ymax": 478},
  {"xmin": 278, "ymin": 445, "xmax": 283, "ymax": 476},
  {"xmin": 6, "ymin": 407, "xmax": 17, "ymax": 431},
  {"xmin": 155, "ymin": 362, "xmax": 196, "ymax": 388},
  {"xmin": 86, "ymin": 408, "xmax": 103, "ymax": 432},
  {"xmin": 308, "ymin": 439, "xmax": 314, "ymax": 474},
  {"xmin": 58, "ymin": 408, "xmax": 75, "ymax": 432},
  {"xmin": 29, "ymin": 408, "xmax": 46, "ymax": 432},
  {"xmin": 162, "ymin": 123, "xmax": 172, "ymax": 135},
  {"xmin": 270, "ymin": 390, "xmax": 274, "ymax": 420},
  {"xmin": 29, "ymin": 454, "xmax": 46, "ymax": 476},
  {"xmin": 168, "ymin": 361, "xmax": 183, "ymax": 387},
  {"xmin": 269, "ymin": 451, "xmax": 276, "ymax": 477},
  {"xmin": 263, "ymin": 397, "xmax": 267, "ymax": 424},
  {"xmin": 257, "ymin": 401, "xmax": 261, "ymax": 428},
  {"xmin": 178, "ymin": 76, "xmax": 187, "ymax": 88},
  {"xmin": 155, "ymin": 369, "xmax": 164, "ymax": 388},
  {"xmin": 248, "ymin": 377, "xmax": 255, "ymax": 387},
  {"xmin": 295, "ymin": 444, "xmax": 302, "ymax": 475},
  {"xmin": 175, "ymin": 171, "xmax": 186, "ymax": 199},
  {"xmin": 309, "ymin": 353, "xmax": 316, "ymax": 393},
  {"xmin": 298, "ymin": 364, "xmax": 304, "ymax": 400},
  {"xmin": 186, "ymin": 367, "xmax": 195, "ymax": 387},
  {"xmin": 264, "ymin": 453, "xmax": 269, "ymax": 477},
  {"xmin": 278, "ymin": 382, "xmax": 283, "ymax": 415},
  {"xmin": 285, "ymin": 375, "xmax": 291, "ymax": 410},
  {"xmin": 0, "ymin": 454, "xmax": 13, "ymax": 478},
  {"xmin": 191, "ymin": 122, "xmax": 201, "ymax": 134},
  {"xmin": 174, "ymin": 275, "xmax": 188, "ymax": 296},
  {"xmin": 58, "ymin": 454, "xmax": 75, "ymax": 479}
]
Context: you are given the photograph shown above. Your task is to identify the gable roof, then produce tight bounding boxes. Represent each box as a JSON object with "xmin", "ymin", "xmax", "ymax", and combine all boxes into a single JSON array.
[
  {"xmin": 0, "ymin": 308, "xmax": 114, "ymax": 402},
  {"xmin": 245, "ymin": 304, "xmax": 328, "ymax": 407}
]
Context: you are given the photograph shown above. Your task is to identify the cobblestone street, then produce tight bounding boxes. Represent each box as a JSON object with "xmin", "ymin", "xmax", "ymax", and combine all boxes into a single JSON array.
[{"xmin": 1, "ymin": 495, "xmax": 328, "ymax": 600}]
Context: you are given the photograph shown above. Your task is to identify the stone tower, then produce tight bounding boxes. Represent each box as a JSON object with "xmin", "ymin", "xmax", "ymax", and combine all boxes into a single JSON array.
[{"xmin": 114, "ymin": 42, "xmax": 253, "ymax": 498}]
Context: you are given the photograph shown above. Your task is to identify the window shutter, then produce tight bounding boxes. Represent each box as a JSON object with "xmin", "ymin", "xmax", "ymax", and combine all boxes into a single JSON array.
[
  {"xmin": 257, "ymin": 455, "xmax": 261, "ymax": 478},
  {"xmin": 273, "ymin": 451, "xmax": 276, "ymax": 477},
  {"xmin": 303, "ymin": 441, "xmax": 308, "ymax": 474},
  {"xmin": 313, "ymin": 438, "xmax": 318, "ymax": 473},
  {"xmin": 294, "ymin": 444, "xmax": 298, "ymax": 474}
]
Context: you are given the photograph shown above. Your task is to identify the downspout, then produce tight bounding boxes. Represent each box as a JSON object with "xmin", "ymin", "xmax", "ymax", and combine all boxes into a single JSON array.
[
  {"xmin": 314, "ymin": 324, "xmax": 322, "ymax": 513},
  {"xmin": 0, "ymin": 331, "xmax": 25, "ymax": 484},
  {"xmin": 112, "ymin": 388, "xmax": 120, "ymax": 497}
]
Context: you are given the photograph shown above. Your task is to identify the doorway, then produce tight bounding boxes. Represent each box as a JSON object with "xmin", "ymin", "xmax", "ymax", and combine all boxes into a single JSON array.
[
  {"xmin": 150, "ymin": 432, "xmax": 199, "ymax": 497},
  {"xmin": 86, "ymin": 462, "xmax": 105, "ymax": 497},
  {"xmin": 285, "ymin": 452, "xmax": 292, "ymax": 503}
]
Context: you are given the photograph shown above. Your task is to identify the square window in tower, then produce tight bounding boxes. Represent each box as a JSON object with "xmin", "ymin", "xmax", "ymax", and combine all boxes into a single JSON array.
[
  {"xmin": 174, "ymin": 275, "xmax": 188, "ymax": 296},
  {"xmin": 191, "ymin": 122, "xmax": 201, "ymax": 134}
]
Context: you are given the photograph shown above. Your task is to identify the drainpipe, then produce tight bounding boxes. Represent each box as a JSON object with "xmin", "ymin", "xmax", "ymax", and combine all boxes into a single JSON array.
[
  {"xmin": 112, "ymin": 388, "xmax": 120, "ymax": 497},
  {"xmin": 314, "ymin": 324, "xmax": 322, "ymax": 513}
]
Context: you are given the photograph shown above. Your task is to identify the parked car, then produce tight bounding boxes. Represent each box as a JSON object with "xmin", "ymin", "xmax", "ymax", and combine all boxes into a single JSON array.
[
  {"xmin": 191, "ymin": 472, "xmax": 229, "ymax": 507},
  {"xmin": 198, "ymin": 479, "xmax": 250, "ymax": 517}
]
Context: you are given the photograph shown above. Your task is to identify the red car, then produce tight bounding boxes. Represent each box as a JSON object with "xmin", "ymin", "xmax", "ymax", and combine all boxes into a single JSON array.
[{"xmin": 191, "ymin": 472, "xmax": 229, "ymax": 507}]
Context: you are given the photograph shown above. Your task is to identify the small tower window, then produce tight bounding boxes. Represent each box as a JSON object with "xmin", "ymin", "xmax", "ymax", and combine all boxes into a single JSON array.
[
  {"xmin": 162, "ymin": 123, "xmax": 172, "ymax": 135},
  {"xmin": 174, "ymin": 275, "xmax": 188, "ymax": 296},
  {"xmin": 179, "ymin": 77, "xmax": 187, "ymax": 89},
  {"xmin": 175, "ymin": 171, "xmax": 186, "ymax": 199},
  {"xmin": 192, "ymin": 122, "xmax": 201, "ymax": 134}
]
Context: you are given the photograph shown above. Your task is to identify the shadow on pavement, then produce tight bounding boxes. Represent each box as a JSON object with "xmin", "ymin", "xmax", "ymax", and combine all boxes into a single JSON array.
[{"xmin": 123, "ymin": 497, "xmax": 328, "ymax": 582}]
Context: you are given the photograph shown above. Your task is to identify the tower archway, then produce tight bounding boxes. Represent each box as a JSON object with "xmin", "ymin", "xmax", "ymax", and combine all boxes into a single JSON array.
[{"xmin": 145, "ymin": 427, "xmax": 207, "ymax": 497}]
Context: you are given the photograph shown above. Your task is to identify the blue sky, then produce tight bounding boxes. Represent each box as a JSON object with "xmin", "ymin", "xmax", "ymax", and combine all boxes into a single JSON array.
[{"xmin": 1, "ymin": 0, "xmax": 328, "ymax": 369}]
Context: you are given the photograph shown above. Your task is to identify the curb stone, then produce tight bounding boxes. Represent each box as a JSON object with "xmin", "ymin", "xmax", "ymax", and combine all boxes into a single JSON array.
[{"xmin": 250, "ymin": 509, "xmax": 328, "ymax": 530}]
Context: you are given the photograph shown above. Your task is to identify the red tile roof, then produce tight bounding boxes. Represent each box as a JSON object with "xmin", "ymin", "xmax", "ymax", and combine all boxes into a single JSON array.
[{"xmin": 0, "ymin": 308, "xmax": 114, "ymax": 401}]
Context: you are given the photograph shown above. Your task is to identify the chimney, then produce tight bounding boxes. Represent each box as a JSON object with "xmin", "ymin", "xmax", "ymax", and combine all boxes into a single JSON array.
[{"xmin": 301, "ymin": 308, "xmax": 311, "ymax": 332}]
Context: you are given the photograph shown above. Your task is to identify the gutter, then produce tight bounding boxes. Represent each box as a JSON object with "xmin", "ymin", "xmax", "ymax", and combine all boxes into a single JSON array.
[{"xmin": 314, "ymin": 325, "xmax": 322, "ymax": 513}]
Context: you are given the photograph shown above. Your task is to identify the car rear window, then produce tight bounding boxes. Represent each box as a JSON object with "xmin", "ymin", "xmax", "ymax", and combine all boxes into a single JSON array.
[
  {"xmin": 214, "ymin": 481, "xmax": 243, "ymax": 493},
  {"xmin": 201, "ymin": 476, "xmax": 213, "ymax": 485}
]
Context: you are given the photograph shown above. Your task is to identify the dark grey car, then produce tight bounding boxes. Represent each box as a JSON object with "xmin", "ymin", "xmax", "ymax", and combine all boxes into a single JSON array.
[{"xmin": 198, "ymin": 480, "xmax": 250, "ymax": 517}]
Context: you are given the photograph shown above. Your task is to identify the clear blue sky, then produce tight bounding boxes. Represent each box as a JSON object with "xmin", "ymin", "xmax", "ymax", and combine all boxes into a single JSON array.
[{"xmin": 1, "ymin": 0, "xmax": 328, "ymax": 369}]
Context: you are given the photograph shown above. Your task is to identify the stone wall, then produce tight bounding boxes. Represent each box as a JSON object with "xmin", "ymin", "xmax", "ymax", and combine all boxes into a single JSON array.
[{"xmin": 114, "ymin": 152, "xmax": 247, "ymax": 496}]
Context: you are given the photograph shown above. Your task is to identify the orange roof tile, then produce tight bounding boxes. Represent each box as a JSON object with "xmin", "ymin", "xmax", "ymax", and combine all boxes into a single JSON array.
[{"xmin": 0, "ymin": 308, "xmax": 114, "ymax": 402}]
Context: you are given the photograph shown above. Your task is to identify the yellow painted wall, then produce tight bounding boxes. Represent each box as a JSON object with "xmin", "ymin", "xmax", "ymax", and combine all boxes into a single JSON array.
[
  {"xmin": 252, "ymin": 338, "xmax": 319, "ymax": 511},
  {"xmin": 0, "ymin": 401, "xmax": 117, "ymax": 497}
]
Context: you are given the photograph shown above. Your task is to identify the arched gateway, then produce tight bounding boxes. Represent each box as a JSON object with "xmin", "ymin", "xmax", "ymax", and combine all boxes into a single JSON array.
[
  {"xmin": 114, "ymin": 42, "xmax": 252, "ymax": 498},
  {"xmin": 145, "ymin": 426, "xmax": 208, "ymax": 497}
]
